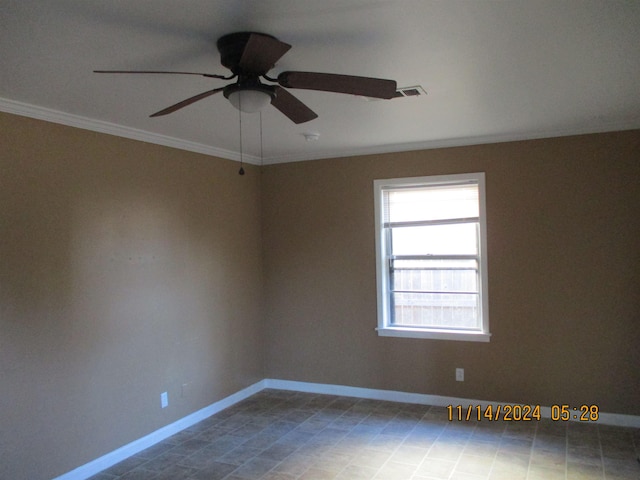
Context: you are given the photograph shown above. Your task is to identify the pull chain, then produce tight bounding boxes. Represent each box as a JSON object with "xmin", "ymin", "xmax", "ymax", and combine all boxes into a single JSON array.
[
  {"xmin": 238, "ymin": 94, "xmax": 245, "ymax": 175},
  {"xmin": 259, "ymin": 111, "xmax": 264, "ymax": 170}
]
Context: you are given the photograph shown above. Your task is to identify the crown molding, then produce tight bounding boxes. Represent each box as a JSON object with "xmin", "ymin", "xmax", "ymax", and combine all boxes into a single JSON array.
[
  {"xmin": 262, "ymin": 120, "xmax": 640, "ymax": 164},
  {"xmin": 2, "ymin": 97, "xmax": 638, "ymax": 166},
  {"xmin": 0, "ymin": 97, "xmax": 262, "ymax": 165}
]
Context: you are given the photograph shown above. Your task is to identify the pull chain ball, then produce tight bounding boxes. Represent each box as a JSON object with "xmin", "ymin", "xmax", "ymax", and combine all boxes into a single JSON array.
[{"xmin": 238, "ymin": 166, "xmax": 245, "ymax": 175}]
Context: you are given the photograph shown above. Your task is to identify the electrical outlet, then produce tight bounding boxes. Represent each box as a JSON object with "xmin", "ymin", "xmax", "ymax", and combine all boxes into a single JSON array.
[
  {"xmin": 160, "ymin": 391, "xmax": 168, "ymax": 408},
  {"xmin": 456, "ymin": 368, "xmax": 464, "ymax": 382}
]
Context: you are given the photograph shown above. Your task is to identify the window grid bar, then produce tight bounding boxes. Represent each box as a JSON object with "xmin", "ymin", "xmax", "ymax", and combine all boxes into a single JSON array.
[
  {"xmin": 388, "ymin": 322, "xmax": 483, "ymax": 332},
  {"xmin": 393, "ymin": 268, "xmax": 477, "ymax": 272},
  {"xmin": 391, "ymin": 254, "xmax": 479, "ymax": 261},
  {"xmin": 381, "ymin": 180, "xmax": 478, "ymax": 193},
  {"xmin": 384, "ymin": 217, "xmax": 479, "ymax": 229},
  {"xmin": 392, "ymin": 290, "xmax": 479, "ymax": 295}
]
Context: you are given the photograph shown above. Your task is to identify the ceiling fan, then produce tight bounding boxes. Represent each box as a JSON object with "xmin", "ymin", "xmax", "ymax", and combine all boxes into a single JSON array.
[{"xmin": 95, "ymin": 32, "xmax": 398, "ymax": 124}]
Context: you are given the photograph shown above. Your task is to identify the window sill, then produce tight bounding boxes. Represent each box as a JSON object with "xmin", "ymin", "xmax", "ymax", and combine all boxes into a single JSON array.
[{"xmin": 377, "ymin": 326, "xmax": 491, "ymax": 342}]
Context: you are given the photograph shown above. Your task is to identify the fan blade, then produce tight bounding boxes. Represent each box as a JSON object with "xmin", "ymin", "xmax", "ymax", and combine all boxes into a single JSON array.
[
  {"xmin": 271, "ymin": 87, "xmax": 318, "ymax": 124},
  {"xmin": 94, "ymin": 70, "xmax": 232, "ymax": 79},
  {"xmin": 149, "ymin": 87, "xmax": 225, "ymax": 117},
  {"xmin": 238, "ymin": 33, "xmax": 291, "ymax": 74},
  {"xmin": 278, "ymin": 71, "xmax": 397, "ymax": 99}
]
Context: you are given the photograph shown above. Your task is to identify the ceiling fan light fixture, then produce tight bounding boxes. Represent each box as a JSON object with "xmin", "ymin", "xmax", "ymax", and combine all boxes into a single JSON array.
[{"xmin": 225, "ymin": 85, "xmax": 275, "ymax": 113}]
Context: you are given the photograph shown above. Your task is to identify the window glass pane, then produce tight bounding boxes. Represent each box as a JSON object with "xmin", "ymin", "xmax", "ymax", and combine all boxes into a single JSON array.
[
  {"xmin": 384, "ymin": 183, "xmax": 478, "ymax": 223},
  {"xmin": 374, "ymin": 173, "xmax": 489, "ymax": 339},
  {"xmin": 392, "ymin": 259, "xmax": 478, "ymax": 293},
  {"xmin": 391, "ymin": 223, "xmax": 478, "ymax": 255},
  {"xmin": 392, "ymin": 292, "xmax": 480, "ymax": 329}
]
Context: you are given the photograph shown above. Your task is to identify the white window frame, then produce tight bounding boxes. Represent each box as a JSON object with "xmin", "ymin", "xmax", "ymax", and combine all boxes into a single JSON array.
[{"xmin": 374, "ymin": 172, "xmax": 490, "ymax": 342}]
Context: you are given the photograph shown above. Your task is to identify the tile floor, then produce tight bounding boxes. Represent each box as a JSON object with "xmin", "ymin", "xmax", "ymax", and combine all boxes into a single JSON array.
[{"xmin": 90, "ymin": 389, "xmax": 640, "ymax": 480}]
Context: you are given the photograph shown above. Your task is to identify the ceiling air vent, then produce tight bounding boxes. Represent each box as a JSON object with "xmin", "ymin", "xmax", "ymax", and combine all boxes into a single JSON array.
[
  {"xmin": 364, "ymin": 85, "xmax": 427, "ymax": 101},
  {"xmin": 394, "ymin": 85, "xmax": 427, "ymax": 98}
]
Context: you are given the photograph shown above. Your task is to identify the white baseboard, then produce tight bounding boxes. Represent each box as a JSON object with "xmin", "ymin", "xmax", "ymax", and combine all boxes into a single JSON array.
[
  {"xmin": 52, "ymin": 378, "xmax": 640, "ymax": 480},
  {"xmin": 52, "ymin": 380, "xmax": 266, "ymax": 480},
  {"xmin": 263, "ymin": 379, "xmax": 640, "ymax": 429}
]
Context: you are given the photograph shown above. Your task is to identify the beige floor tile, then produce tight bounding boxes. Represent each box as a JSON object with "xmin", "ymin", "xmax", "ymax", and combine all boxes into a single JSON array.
[
  {"xmin": 299, "ymin": 466, "xmax": 339, "ymax": 480},
  {"xmin": 526, "ymin": 464, "xmax": 566, "ymax": 480},
  {"xmin": 415, "ymin": 457, "xmax": 456, "ymax": 478},
  {"xmin": 335, "ymin": 464, "xmax": 379, "ymax": 480},
  {"xmin": 351, "ymin": 448, "xmax": 393, "ymax": 469},
  {"xmin": 566, "ymin": 461, "xmax": 604, "ymax": 480},
  {"xmin": 426, "ymin": 442, "xmax": 464, "ymax": 462},
  {"xmin": 454, "ymin": 453, "xmax": 495, "ymax": 476},
  {"xmin": 373, "ymin": 460, "xmax": 417, "ymax": 479}
]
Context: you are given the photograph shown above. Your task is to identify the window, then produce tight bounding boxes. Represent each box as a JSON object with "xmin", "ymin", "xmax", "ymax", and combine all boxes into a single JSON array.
[{"xmin": 374, "ymin": 173, "xmax": 490, "ymax": 341}]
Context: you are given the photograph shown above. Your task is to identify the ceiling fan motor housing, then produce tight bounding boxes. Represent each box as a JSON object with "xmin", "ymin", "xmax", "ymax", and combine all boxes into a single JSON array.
[{"xmin": 217, "ymin": 32, "xmax": 278, "ymax": 75}]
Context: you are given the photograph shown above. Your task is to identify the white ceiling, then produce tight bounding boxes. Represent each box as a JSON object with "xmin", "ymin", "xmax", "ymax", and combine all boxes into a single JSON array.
[{"xmin": 2, "ymin": 0, "xmax": 639, "ymax": 165}]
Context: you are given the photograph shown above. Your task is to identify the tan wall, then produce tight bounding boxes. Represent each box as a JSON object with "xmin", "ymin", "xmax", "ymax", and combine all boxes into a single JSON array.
[
  {"xmin": 261, "ymin": 130, "xmax": 640, "ymax": 416},
  {"xmin": 2, "ymin": 111, "xmax": 639, "ymax": 479},
  {"xmin": 0, "ymin": 112, "xmax": 265, "ymax": 480}
]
